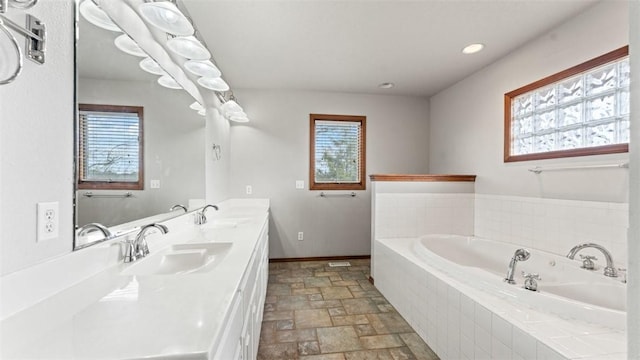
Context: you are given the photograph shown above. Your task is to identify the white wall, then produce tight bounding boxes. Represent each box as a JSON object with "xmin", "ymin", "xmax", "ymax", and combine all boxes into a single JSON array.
[
  {"xmin": 0, "ymin": 1, "xmax": 75, "ymax": 275},
  {"xmin": 205, "ymin": 105, "xmax": 232, "ymax": 204},
  {"xmin": 429, "ymin": 1, "xmax": 629, "ymax": 203},
  {"xmin": 229, "ymin": 89, "xmax": 429, "ymax": 258},
  {"xmin": 76, "ymin": 78, "xmax": 206, "ymax": 226}
]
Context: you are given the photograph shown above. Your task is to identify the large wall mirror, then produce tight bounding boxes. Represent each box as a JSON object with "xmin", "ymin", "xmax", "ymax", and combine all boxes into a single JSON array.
[{"xmin": 75, "ymin": 11, "xmax": 206, "ymax": 248}]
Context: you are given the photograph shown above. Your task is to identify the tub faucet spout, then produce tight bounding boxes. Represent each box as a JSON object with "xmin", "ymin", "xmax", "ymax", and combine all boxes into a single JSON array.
[
  {"xmin": 504, "ymin": 248, "xmax": 530, "ymax": 284},
  {"xmin": 566, "ymin": 243, "xmax": 617, "ymax": 277}
]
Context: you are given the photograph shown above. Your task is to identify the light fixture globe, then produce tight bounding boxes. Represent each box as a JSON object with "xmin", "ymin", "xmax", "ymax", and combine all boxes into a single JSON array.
[
  {"xmin": 139, "ymin": 1, "xmax": 194, "ymax": 36},
  {"xmin": 167, "ymin": 36, "xmax": 211, "ymax": 60},
  {"xmin": 229, "ymin": 113, "xmax": 249, "ymax": 123},
  {"xmin": 197, "ymin": 77, "xmax": 230, "ymax": 92},
  {"xmin": 185, "ymin": 60, "xmax": 221, "ymax": 78},
  {"xmin": 114, "ymin": 34, "xmax": 147, "ymax": 57},
  {"xmin": 158, "ymin": 75, "xmax": 182, "ymax": 89},
  {"xmin": 190, "ymin": 101, "xmax": 205, "ymax": 112},
  {"xmin": 79, "ymin": 0, "xmax": 121, "ymax": 32},
  {"xmin": 139, "ymin": 57, "xmax": 167, "ymax": 76},
  {"xmin": 221, "ymin": 100, "xmax": 243, "ymax": 116}
]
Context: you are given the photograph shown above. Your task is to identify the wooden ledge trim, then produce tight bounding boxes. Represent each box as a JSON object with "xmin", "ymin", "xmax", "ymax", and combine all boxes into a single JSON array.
[{"xmin": 369, "ymin": 174, "xmax": 476, "ymax": 182}]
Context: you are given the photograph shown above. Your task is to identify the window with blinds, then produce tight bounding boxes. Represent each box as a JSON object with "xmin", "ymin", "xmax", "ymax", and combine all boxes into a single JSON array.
[
  {"xmin": 504, "ymin": 46, "xmax": 629, "ymax": 162},
  {"xmin": 310, "ymin": 114, "xmax": 366, "ymax": 190},
  {"xmin": 77, "ymin": 104, "xmax": 144, "ymax": 190}
]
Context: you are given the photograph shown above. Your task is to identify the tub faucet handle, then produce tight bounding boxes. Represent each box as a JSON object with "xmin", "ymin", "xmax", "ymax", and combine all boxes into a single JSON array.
[
  {"xmin": 618, "ymin": 268, "xmax": 627, "ymax": 284},
  {"xmin": 522, "ymin": 272, "xmax": 541, "ymax": 292},
  {"xmin": 580, "ymin": 254, "xmax": 598, "ymax": 270}
]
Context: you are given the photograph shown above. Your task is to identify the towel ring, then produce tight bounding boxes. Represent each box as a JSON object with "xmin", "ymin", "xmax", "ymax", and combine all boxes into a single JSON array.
[{"xmin": 0, "ymin": 18, "xmax": 22, "ymax": 85}]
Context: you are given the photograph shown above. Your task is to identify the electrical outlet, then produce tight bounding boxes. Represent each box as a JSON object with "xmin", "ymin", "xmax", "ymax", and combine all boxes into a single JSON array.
[
  {"xmin": 246, "ymin": 185, "xmax": 253, "ymax": 195},
  {"xmin": 295, "ymin": 180, "xmax": 304, "ymax": 189},
  {"xmin": 37, "ymin": 202, "xmax": 59, "ymax": 242},
  {"xmin": 297, "ymin": 232, "xmax": 304, "ymax": 241},
  {"xmin": 150, "ymin": 179, "xmax": 160, "ymax": 189}
]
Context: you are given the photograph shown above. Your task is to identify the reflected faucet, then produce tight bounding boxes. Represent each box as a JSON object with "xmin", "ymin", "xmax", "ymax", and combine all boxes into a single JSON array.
[
  {"xmin": 169, "ymin": 204, "xmax": 188, "ymax": 213},
  {"xmin": 504, "ymin": 248, "xmax": 530, "ymax": 284},
  {"xmin": 195, "ymin": 204, "xmax": 219, "ymax": 225},
  {"xmin": 124, "ymin": 223, "xmax": 169, "ymax": 263},
  {"xmin": 77, "ymin": 223, "xmax": 113, "ymax": 239},
  {"xmin": 566, "ymin": 243, "xmax": 617, "ymax": 277}
]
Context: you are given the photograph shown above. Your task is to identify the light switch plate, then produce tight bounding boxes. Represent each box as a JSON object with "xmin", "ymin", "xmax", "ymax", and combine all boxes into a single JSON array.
[
  {"xmin": 296, "ymin": 180, "xmax": 304, "ymax": 189},
  {"xmin": 150, "ymin": 180, "xmax": 160, "ymax": 189}
]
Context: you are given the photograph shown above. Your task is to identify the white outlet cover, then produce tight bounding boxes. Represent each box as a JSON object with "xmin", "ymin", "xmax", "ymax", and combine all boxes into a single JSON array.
[
  {"xmin": 37, "ymin": 202, "xmax": 59, "ymax": 242},
  {"xmin": 246, "ymin": 185, "xmax": 253, "ymax": 195}
]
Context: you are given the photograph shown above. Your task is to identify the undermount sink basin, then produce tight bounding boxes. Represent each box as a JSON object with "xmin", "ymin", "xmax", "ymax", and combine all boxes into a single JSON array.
[{"xmin": 121, "ymin": 242, "xmax": 232, "ymax": 276}]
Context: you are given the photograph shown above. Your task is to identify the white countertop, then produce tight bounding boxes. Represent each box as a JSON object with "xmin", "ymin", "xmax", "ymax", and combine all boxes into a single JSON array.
[{"xmin": 1, "ymin": 200, "xmax": 269, "ymax": 359}]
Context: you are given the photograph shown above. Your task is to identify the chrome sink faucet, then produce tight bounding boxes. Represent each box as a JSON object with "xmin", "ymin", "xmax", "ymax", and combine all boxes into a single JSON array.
[
  {"xmin": 504, "ymin": 248, "xmax": 531, "ymax": 284},
  {"xmin": 124, "ymin": 223, "xmax": 169, "ymax": 263},
  {"xmin": 566, "ymin": 243, "xmax": 617, "ymax": 277},
  {"xmin": 195, "ymin": 204, "xmax": 219, "ymax": 225},
  {"xmin": 169, "ymin": 204, "xmax": 188, "ymax": 213},
  {"xmin": 77, "ymin": 222, "xmax": 113, "ymax": 239}
]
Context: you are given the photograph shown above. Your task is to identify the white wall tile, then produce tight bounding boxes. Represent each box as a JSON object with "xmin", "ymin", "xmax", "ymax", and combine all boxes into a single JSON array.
[
  {"xmin": 492, "ymin": 314, "xmax": 513, "ymax": 347},
  {"xmin": 512, "ymin": 326, "xmax": 537, "ymax": 359},
  {"xmin": 492, "ymin": 337, "xmax": 513, "ymax": 360}
]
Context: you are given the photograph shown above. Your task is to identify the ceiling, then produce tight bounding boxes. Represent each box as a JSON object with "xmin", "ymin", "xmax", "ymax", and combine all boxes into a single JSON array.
[{"xmin": 180, "ymin": 0, "xmax": 599, "ymax": 97}]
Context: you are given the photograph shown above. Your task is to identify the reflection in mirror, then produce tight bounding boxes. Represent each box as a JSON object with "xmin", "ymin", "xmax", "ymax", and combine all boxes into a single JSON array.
[{"xmin": 75, "ymin": 12, "xmax": 206, "ymax": 249}]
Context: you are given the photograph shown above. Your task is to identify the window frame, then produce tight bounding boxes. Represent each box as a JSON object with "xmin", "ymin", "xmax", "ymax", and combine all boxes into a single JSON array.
[
  {"xmin": 309, "ymin": 114, "xmax": 367, "ymax": 191},
  {"xmin": 77, "ymin": 103, "xmax": 144, "ymax": 190},
  {"xmin": 504, "ymin": 46, "xmax": 629, "ymax": 163}
]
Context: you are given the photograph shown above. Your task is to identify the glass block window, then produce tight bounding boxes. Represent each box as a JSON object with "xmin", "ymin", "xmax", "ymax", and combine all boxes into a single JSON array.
[
  {"xmin": 310, "ymin": 114, "xmax": 366, "ymax": 191},
  {"xmin": 78, "ymin": 104, "xmax": 144, "ymax": 190},
  {"xmin": 504, "ymin": 46, "xmax": 629, "ymax": 162}
]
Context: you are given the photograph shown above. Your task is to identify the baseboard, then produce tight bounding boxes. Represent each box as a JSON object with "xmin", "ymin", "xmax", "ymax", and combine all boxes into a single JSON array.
[{"xmin": 269, "ymin": 255, "xmax": 371, "ymax": 263}]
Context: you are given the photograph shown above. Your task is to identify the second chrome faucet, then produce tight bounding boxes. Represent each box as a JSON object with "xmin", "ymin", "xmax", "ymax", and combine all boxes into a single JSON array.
[
  {"xmin": 124, "ymin": 223, "xmax": 169, "ymax": 263},
  {"xmin": 566, "ymin": 243, "xmax": 617, "ymax": 277}
]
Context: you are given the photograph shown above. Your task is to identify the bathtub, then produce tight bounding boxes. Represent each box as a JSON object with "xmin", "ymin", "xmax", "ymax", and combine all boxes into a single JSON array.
[
  {"xmin": 373, "ymin": 235, "xmax": 627, "ymax": 359},
  {"xmin": 412, "ymin": 234, "xmax": 626, "ymax": 330}
]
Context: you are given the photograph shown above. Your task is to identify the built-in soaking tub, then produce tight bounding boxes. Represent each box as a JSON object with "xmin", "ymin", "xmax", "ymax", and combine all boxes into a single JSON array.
[
  {"xmin": 373, "ymin": 235, "xmax": 627, "ymax": 359},
  {"xmin": 414, "ymin": 234, "xmax": 626, "ymax": 329}
]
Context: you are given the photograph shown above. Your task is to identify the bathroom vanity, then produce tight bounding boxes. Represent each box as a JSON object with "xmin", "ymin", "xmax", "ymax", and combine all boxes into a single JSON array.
[{"xmin": 0, "ymin": 199, "xmax": 269, "ymax": 360}]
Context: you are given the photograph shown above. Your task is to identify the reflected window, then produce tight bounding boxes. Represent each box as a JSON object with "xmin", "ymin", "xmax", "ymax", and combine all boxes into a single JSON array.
[
  {"xmin": 77, "ymin": 104, "xmax": 144, "ymax": 190},
  {"xmin": 310, "ymin": 114, "xmax": 366, "ymax": 190},
  {"xmin": 504, "ymin": 46, "xmax": 629, "ymax": 162}
]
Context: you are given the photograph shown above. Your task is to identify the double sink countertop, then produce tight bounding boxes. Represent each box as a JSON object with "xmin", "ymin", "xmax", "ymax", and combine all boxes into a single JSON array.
[{"xmin": 1, "ymin": 200, "xmax": 269, "ymax": 359}]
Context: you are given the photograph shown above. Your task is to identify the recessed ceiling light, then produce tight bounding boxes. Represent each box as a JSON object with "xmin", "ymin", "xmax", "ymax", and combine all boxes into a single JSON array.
[
  {"xmin": 378, "ymin": 82, "xmax": 394, "ymax": 89},
  {"xmin": 462, "ymin": 43, "xmax": 485, "ymax": 55}
]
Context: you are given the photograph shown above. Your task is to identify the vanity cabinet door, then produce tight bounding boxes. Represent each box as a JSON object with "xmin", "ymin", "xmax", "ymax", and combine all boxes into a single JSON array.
[{"xmin": 213, "ymin": 290, "xmax": 243, "ymax": 360}]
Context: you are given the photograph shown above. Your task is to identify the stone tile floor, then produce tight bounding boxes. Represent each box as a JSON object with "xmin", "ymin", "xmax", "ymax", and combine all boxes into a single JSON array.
[{"xmin": 258, "ymin": 259, "xmax": 439, "ymax": 360}]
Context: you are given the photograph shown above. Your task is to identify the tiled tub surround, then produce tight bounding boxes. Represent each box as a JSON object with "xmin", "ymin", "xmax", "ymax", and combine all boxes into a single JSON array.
[
  {"xmin": 371, "ymin": 177, "xmax": 476, "ymax": 240},
  {"xmin": 474, "ymin": 194, "xmax": 629, "ymax": 268},
  {"xmin": 374, "ymin": 238, "xmax": 627, "ymax": 360},
  {"xmin": 1, "ymin": 199, "xmax": 270, "ymax": 359}
]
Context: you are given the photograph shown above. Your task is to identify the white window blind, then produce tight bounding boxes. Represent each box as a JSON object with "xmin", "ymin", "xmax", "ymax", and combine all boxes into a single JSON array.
[
  {"xmin": 79, "ymin": 110, "xmax": 140, "ymax": 183},
  {"xmin": 314, "ymin": 120, "xmax": 362, "ymax": 183}
]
